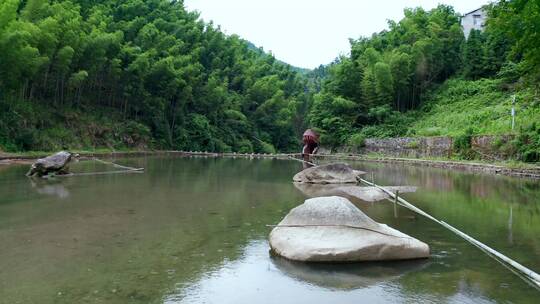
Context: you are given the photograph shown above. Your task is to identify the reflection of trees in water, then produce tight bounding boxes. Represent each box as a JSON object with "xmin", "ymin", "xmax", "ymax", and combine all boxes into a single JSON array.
[
  {"xmin": 352, "ymin": 161, "xmax": 540, "ymax": 207},
  {"xmin": 354, "ymin": 162, "xmax": 456, "ymax": 192},
  {"xmin": 146, "ymin": 156, "xmax": 296, "ymax": 190},
  {"xmin": 351, "ymin": 160, "xmax": 540, "ymax": 283},
  {"xmin": 466, "ymin": 175, "xmax": 540, "ymax": 206}
]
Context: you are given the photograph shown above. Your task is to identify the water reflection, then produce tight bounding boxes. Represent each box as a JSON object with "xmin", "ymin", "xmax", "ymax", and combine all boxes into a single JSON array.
[
  {"xmin": 293, "ymin": 182, "xmax": 417, "ymax": 203},
  {"xmin": 30, "ymin": 178, "xmax": 70, "ymax": 199},
  {"xmin": 0, "ymin": 157, "xmax": 539, "ymax": 304},
  {"xmin": 271, "ymin": 256, "xmax": 428, "ymax": 291},
  {"xmin": 165, "ymin": 241, "xmax": 418, "ymax": 304},
  {"xmin": 357, "ymin": 161, "xmax": 540, "ymax": 206}
]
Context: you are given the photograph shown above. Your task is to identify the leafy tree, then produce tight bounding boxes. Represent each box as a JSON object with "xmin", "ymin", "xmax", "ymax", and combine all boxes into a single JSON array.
[
  {"xmin": 488, "ymin": 0, "xmax": 540, "ymax": 81},
  {"xmin": 373, "ymin": 62, "xmax": 394, "ymax": 106},
  {"xmin": 462, "ymin": 30, "xmax": 487, "ymax": 79},
  {"xmin": 0, "ymin": 0, "xmax": 310, "ymax": 153}
]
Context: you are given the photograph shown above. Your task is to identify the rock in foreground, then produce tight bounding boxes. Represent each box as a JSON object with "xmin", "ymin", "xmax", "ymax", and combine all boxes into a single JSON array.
[
  {"xmin": 269, "ymin": 196, "xmax": 429, "ymax": 262},
  {"xmin": 26, "ymin": 151, "xmax": 77, "ymax": 177},
  {"xmin": 293, "ymin": 163, "xmax": 365, "ymax": 184}
]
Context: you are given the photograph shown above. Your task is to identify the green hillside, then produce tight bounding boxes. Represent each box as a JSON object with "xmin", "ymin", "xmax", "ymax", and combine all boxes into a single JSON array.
[
  {"xmin": 0, "ymin": 0, "xmax": 538, "ymax": 162},
  {"xmin": 409, "ymin": 79, "xmax": 539, "ymax": 137},
  {"xmin": 307, "ymin": 1, "xmax": 540, "ymax": 162},
  {"xmin": 0, "ymin": 0, "xmax": 312, "ymax": 153}
]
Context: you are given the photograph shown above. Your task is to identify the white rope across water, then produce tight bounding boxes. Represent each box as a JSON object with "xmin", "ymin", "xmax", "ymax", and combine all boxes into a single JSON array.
[
  {"xmin": 54, "ymin": 157, "xmax": 144, "ymax": 178},
  {"xmin": 360, "ymin": 178, "xmax": 540, "ymax": 290},
  {"xmin": 91, "ymin": 158, "xmax": 144, "ymax": 171},
  {"xmin": 289, "ymin": 155, "xmax": 540, "ymax": 290}
]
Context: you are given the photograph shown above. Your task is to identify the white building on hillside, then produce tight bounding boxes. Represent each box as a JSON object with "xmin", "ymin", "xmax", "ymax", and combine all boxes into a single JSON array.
[{"xmin": 461, "ymin": 7, "xmax": 487, "ymax": 39}]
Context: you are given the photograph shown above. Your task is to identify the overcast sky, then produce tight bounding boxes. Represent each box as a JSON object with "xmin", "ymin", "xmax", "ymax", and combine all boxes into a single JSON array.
[{"xmin": 184, "ymin": 0, "xmax": 488, "ymax": 69}]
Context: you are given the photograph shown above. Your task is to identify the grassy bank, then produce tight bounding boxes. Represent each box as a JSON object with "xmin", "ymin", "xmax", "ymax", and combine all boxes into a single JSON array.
[
  {"xmin": 409, "ymin": 79, "xmax": 539, "ymax": 137},
  {"xmin": 356, "ymin": 78, "xmax": 540, "ymax": 138},
  {"xmin": 352, "ymin": 78, "xmax": 540, "ymax": 163}
]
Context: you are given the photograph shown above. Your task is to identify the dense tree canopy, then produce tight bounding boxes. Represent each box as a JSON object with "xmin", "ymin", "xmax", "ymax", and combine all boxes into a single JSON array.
[
  {"xmin": 0, "ymin": 0, "xmax": 538, "ymax": 156},
  {"xmin": 0, "ymin": 0, "xmax": 311, "ymax": 152},
  {"xmin": 308, "ymin": 1, "xmax": 540, "ymax": 147}
]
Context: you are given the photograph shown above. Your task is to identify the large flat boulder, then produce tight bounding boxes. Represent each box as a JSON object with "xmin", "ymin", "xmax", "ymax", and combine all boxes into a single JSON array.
[
  {"xmin": 293, "ymin": 163, "xmax": 365, "ymax": 184},
  {"xmin": 269, "ymin": 196, "xmax": 429, "ymax": 262},
  {"xmin": 293, "ymin": 183, "xmax": 417, "ymax": 203}
]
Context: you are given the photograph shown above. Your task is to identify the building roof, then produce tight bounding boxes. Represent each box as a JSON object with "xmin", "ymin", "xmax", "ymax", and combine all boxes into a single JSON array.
[{"xmin": 462, "ymin": 7, "xmax": 485, "ymax": 17}]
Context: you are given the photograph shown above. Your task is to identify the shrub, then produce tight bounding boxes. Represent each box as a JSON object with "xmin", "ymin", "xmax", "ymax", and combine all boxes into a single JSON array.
[
  {"xmin": 236, "ymin": 139, "xmax": 254, "ymax": 153},
  {"xmin": 491, "ymin": 136, "xmax": 505, "ymax": 149},
  {"xmin": 258, "ymin": 141, "xmax": 277, "ymax": 154},
  {"xmin": 453, "ymin": 127, "xmax": 475, "ymax": 159},
  {"xmin": 211, "ymin": 138, "xmax": 232, "ymax": 153},
  {"xmin": 407, "ymin": 141, "xmax": 420, "ymax": 149},
  {"xmin": 513, "ymin": 123, "xmax": 540, "ymax": 163},
  {"xmin": 348, "ymin": 134, "xmax": 366, "ymax": 148}
]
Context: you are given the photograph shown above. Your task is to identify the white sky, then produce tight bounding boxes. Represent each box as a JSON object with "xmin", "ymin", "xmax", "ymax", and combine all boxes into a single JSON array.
[{"xmin": 184, "ymin": 0, "xmax": 488, "ymax": 69}]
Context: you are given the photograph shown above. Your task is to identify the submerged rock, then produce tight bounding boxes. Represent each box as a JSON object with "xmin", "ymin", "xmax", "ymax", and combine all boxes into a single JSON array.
[
  {"xmin": 338, "ymin": 186, "xmax": 417, "ymax": 202},
  {"xmin": 293, "ymin": 183, "xmax": 417, "ymax": 203},
  {"xmin": 26, "ymin": 151, "xmax": 77, "ymax": 177},
  {"xmin": 293, "ymin": 163, "xmax": 365, "ymax": 184},
  {"xmin": 269, "ymin": 196, "xmax": 429, "ymax": 262}
]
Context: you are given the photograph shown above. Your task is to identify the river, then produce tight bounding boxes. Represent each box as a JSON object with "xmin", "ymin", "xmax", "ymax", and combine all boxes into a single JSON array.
[{"xmin": 0, "ymin": 156, "xmax": 538, "ymax": 303}]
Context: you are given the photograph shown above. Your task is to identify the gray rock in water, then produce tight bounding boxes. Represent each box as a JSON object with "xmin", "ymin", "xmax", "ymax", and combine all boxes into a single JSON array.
[
  {"xmin": 293, "ymin": 163, "xmax": 365, "ymax": 184},
  {"xmin": 269, "ymin": 196, "xmax": 429, "ymax": 262},
  {"xmin": 293, "ymin": 183, "xmax": 417, "ymax": 203},
  {"xmin": 26, "ymin": 151, "xmax": 77, "ymax": 177}
]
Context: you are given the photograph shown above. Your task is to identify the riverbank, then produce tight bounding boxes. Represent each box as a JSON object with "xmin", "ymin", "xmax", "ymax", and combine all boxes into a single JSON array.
[{"xmin": 2, "ymin": 150, "xmax": 539, "ymax": 179}]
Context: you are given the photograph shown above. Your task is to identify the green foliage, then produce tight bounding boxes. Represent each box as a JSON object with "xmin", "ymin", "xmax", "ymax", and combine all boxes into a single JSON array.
[
  {"xmin": 0, "ymin": 97, "xmax": 155, "ymax": 152},
  {"xmin": 491, "ymin": 136, "xmax": 505, "ymax": 149},
  {"xmin": 409, "ymin": 78, "xmax": 540, "ymax": 137},
  {"xmin": 257, "ymin": 141, "xmax": 277, "ymax": 154},
  {"xmin": 1, "ymin": 0, "xmax": 538, "ymax": 162},
  {"xmin": 236, "ymin": 139, "xmax": 254, "ymax": 154},
  {"xmin": 0, "ymin": 0, "xmax": 311, "ymax": 153},
  {"xmin": 462, "ymin": 30, "xmax": 488, "ymax": 79},
  {"xmin": 307, "ymin": 1, "xmax": 540, "ymax": 155},
  {"xmin": 308, "ymin": 93, "xmax": 356, "ymax": 148},
  {"xmin": 488, "ymin": 0, "xmax": 540, "ymax": 82},
  {"xmin": 407, "ymin": 141, "xmax": 420, "ymax": 149},
  {"xmin": 309, "ymin": 5, "xmax": 465, "ymax": 144},
  {"xmin": 453, "ymin": 127, "xmax": 475, "ymax": 159},
  {"xmin": 373, "ymin": 62, "xmax": 394, "ymax": 105},
  {"xmin": 348, "ymin": 134, "xmax": 366, "ymax": 148},
  {"xmin": 513, "ymin": 123, "xmax": 540, "ymax": 163}
]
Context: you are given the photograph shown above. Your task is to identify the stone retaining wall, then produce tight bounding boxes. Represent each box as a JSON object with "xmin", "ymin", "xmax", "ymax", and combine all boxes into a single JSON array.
[
  {"xmin": 338, "ymin": 135, "xmax": 515, "ymax": 160},
  {"xmin": 471, "ymin": 135, "xmax": 515, "ymax": 160},
  {"xmin": 338, "ymin": 136, "xmax": 453, "ymax": 158}
]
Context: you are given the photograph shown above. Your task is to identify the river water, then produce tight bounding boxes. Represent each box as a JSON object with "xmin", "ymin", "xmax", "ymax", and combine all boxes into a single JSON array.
[{"xmin": 0, "ymin": 156, "xmax": 538, "ymax": 303}]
